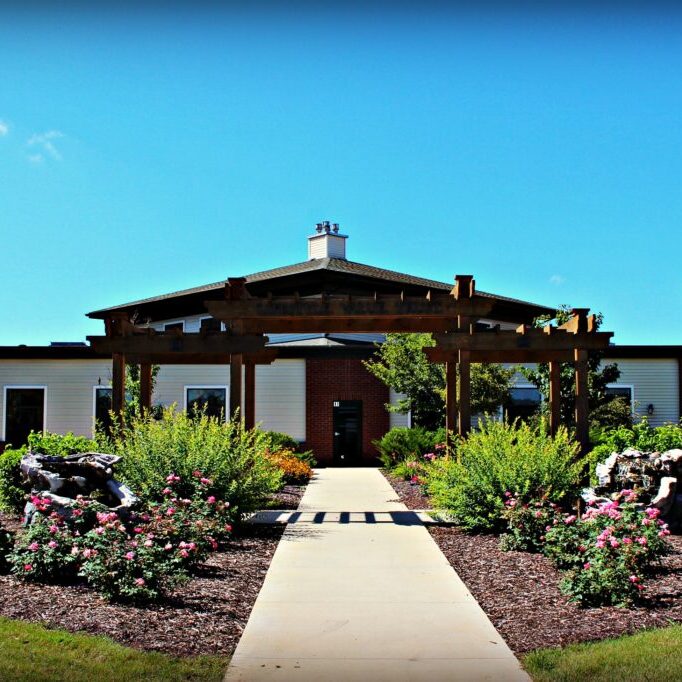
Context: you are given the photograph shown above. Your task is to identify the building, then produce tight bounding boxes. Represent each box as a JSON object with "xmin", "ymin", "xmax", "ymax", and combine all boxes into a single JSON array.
[{"xmin": 1, "ymin": 227, "xmax": 680, "ymax": 463}]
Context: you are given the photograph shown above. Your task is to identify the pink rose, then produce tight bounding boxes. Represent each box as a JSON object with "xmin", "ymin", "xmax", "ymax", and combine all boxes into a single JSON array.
[
  {"xmin": 179, "ymin": 549, "xmax": 189, "ymax": 558},
  {"xmin": 48, "ymin": 540, "xmax": 58, "ymax": 549},
  {"xmin": 24, "ymin": 564, "xmax": 33, "ymax": 572},
  {"xmin": 583, "ymin": 562, "xmax": 591, "ymax": 570},
  {"xmin": 125, "ymin": 551, "xmax": 135, "ymax": 560},
  {"xmin": 28, "ymin": 542, "xmax": 39, "ymax": 551},
  {"xmin": 207, "ymin": 496, "xmax": 216, "ymax": 505},
  {"xmin": 49, "ymin": 525, "xmax": 59, "ymax": 534},
  {"xmin": 134, "ymin": 578, "xmax": 145, "ymax": 587}
]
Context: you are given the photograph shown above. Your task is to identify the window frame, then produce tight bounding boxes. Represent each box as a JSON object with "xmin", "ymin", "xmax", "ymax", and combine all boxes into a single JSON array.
[
  {"xmin": 2, "ymin": 385, "xmax": 48, "ymax": 442},
  {"xmin": 163, "ymin": 320, "xmax": 185, "ymax": 332},
  {"xmin": 92, "ymin": 385, "xmax": 113, "ymax": 434},
  {"xmin": 184, "ymin": 385, "xmax": 229, "ymax": 420},
  {"xmin": 605, "ymin": 383, "xmax": 635, "ymax": 413}
]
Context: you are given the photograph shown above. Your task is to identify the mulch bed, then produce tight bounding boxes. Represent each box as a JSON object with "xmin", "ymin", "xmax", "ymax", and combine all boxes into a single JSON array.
[
  {"xmin": 384, "ymin": 473, "xmax": 431, "ymax": 510},
  {"xmin": 384, "ymin": 472, "xmax": 682, "ymax": 654},
  {"xmin": 0, "ymin": 514, "xmax": 284, "ymax": 657},
  {"xmin": 266, "ymin": 484, "xmax": 307, "ymax": 510}
]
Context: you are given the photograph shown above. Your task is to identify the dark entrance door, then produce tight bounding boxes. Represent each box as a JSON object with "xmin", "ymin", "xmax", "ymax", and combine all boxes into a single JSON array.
[
  {"xmin": 4, "ymin": 388, "xmax": 45, "ymax": 448},
  {"xmin": 333, "ymin": 400, "xmax": 363, "ymax": 465}
]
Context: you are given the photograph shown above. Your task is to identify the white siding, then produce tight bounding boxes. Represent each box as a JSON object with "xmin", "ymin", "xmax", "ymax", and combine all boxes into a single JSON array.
[
  {"xmin": 255, "ymin": 360, "xmax": 306, "ymax": 440},
  {"xmin": 0, "ymin": 359, "xmax": 112, "ymax": 440},
  {"xmin": 602, "ymin": 358, "xmax": 680, "ymax": 426},
  {"xmin": 154, "ymin": 359, "xmax": 306, "ymax": 440},
  {"xmin": 388, "ymin": 388, "xmax": 410, "ymax": 428},
  {"xmin": 154, "ymin": 365, "xmax": 231, "ymax": 409}
]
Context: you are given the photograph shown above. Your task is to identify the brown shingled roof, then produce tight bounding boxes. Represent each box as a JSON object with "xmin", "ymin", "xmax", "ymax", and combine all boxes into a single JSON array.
[{"xmin": 87, "ymin": 257, "xmax": 553, "ymax": 319}]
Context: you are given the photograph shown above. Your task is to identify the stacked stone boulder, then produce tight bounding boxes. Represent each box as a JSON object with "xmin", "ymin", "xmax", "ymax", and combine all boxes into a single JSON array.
[{"xmin": 590, "ymin": 448, "xmax": 682, "ymax": 528}]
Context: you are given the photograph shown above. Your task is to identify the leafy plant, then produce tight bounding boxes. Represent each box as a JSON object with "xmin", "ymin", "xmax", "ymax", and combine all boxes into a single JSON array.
[
  {"xmin": 364, "ymin": 333, "xmax": 514, "ymax": 429},
  {"xmin": 96, "ymin": 408, "xmax": 282, "ymax": 519},
  {"xmin": 265, "ymin": 451, "xmax": 313, "ymax": 485},
  {"xmin": 27, "ymin": 431, "xmax": 97, "ymax": 457},
  {"xmin": 426, "ymin": 419, "xmax": 582, "ymax": 532},
  {"xmin": 0, "ymin": 519, "xmax": 13, "ymax": 574},
  {"xmin": 544, "ymin": 491, "xmax": 672, "ymax": 607},
  {"xmin": 373, "ymin": 426, "xmax": 447, "ymax": 469},
  {"xmin": 0, "ymin": 446, "xmax": 27, "ymax": 513}
]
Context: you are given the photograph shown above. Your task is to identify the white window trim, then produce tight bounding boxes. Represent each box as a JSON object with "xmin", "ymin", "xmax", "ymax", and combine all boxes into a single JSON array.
[
  {"xmin": 184, "ymin": 385, "xmax": 229, "ymax": 412},
  {"xmin": 606, "ymin": 383, "xmax": 636, "ymax": 413},
  {"xmin": 2, "ymin": 385, "xmax": 48, "ymax": 442},
  {"xmin": 163, "ymin": 319, "xmax": 185, "ymax": 332}
]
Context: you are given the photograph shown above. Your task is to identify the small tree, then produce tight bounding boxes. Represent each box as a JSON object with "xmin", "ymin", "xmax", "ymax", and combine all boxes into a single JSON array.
[
  {"xmin": 520, "ymin": 305, "xmax": 623, "ymax": 429},
  {"xmin": 364, "ymin": 333, "xmax": 514, "ymax": 430},
  {"xmin": 124, "ymin": 364, "xmax": 161, "ymax": 421}
]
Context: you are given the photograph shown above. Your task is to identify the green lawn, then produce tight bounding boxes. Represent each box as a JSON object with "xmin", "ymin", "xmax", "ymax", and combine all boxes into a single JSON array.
[
  {"xmin": 0, "ymin": 617, "xmax": 227, "ymax": 682},
  {"xmin": 524, "ymin": 624, "xmax": 682, "ymax": 682}
]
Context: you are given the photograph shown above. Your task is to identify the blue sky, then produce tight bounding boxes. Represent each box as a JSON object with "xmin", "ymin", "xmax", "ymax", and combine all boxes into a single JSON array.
[{"xmin": 1, "ymin": 3, "xmax": 681, "ymax": 346}]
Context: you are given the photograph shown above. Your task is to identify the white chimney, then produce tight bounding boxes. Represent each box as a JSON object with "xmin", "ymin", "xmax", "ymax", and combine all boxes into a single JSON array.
[{"xmin": 307, "ymin": 221, "xmax": 348, "ymax": 260}]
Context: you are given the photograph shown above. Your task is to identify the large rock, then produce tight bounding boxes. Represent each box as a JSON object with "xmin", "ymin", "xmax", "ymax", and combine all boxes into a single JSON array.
[
  {"xmin": 20, "ymin": 451, "xmax": 138, "ymax": 524},
  {"xmin": 652, "ymin": 477, "xmax": 678, "ymax": 515}
]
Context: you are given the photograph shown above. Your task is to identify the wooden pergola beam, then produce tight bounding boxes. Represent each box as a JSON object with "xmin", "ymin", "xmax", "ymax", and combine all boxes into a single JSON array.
[
  {"xmin": 424, "ymin": 348, "xmax": 579, "ymax": 363},
  {"xmin": 88, "ymin": 332, "xmax": 268, "ymax": 356},
  {"xmin": 432, "ymin": 329, "xmax": 613, "ymax": 352},
  {"xmin": 236, "ymin": 318, "xmax": 464, "ymax": 334},
  {"xmin": 206, "ymin": 295, "xmax": 494, "ymax": 321}
]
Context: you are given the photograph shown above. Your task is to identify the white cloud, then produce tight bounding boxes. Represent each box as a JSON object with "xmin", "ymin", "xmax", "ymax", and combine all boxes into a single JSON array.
[
  {"xmin": 27, "ymin": 153, "xmax": 44, "ymax": 164},
  {"xmin": 27, "ymin": 130, "xmax": 64, "ymax": 160},
  {"xmin": 549, "ymin": 274, "xmax": 565, "ymax": 286},
  {"xmin": 0, "ymin": 121, "xmax": 8, "ymax": 136}
]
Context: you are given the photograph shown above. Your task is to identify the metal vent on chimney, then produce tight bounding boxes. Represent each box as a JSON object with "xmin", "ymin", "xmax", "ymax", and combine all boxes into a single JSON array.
[{"xmin": 307, "ymin": 220, "xmax": 348, "ymax": 260}]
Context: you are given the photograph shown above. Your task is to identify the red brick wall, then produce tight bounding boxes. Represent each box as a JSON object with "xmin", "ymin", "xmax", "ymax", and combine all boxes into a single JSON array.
[{"xmin": 305, "ymin": 358, "xmax": 390, "ymax": 465}]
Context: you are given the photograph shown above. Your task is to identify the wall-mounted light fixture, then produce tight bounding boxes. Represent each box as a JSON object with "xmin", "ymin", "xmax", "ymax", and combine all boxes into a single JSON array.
[{"xmin": 647, "ymin": 403, "xmax": 655, "ymax": 416}]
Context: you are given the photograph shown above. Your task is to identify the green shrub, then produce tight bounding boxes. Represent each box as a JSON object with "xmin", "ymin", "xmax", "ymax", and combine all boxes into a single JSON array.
[
  {"xmin": 97, "ymin": 408, "xmax": 282, "ymax": 519},
  {"xmin": 0, "ymin": 446, "xmax": 27, "ymax": 513},
  {"xmin": 426, "ymin": 419, "xmax": 582, "ymax": 532},
  {"xmin": 374, "ymin": 426, "xmax": 446, "ymax": 468},
  {"xmin": 0, "ymin": 519, "xmax": 13, "ymax": 574},
  {"xmin": 544, "ymin": 491, "xmax": 672, "ymax": 606},
  {"xmin": 28, "ymin": 431, "xmax": 97, "ymax": 456},
  {"xmin": 592, "ymin": 419, "xmax": 682, "ymax": 453}
]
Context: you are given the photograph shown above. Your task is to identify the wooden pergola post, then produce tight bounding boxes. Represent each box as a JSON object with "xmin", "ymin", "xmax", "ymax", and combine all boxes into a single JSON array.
[
  {"xmin": 548, "ymin": 360, "xmax": 561, "ymax": 436},
  {"xmin": 229, "ymin": 354, "xmax": 243, "ymax": 421},
  {"xmin": 244, "ymin": 361, "xmax": 256, "ymax": 430},
  {"xmin": 112, "ymin": 353, "xmax": 126, "ymax": 421},
  {"xmin": 445, "ymin": 360, "xmax": 458, "ymax": 444},
  {"xmin": 458, "ymin": 349, "xmax": 471, "ymax": 437},
  {"xmin": 574, "ymin": 349, "xmax": 589, "ymax": 453},
  {"xmin": 139, "ymin": 363, "xmax": 152, "ymax": 414}
]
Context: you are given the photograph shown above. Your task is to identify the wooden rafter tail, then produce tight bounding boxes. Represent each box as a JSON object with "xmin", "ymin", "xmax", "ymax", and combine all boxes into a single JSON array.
[
  {"xmin": 543, "ymin": 324, "xmax": 555, "ymax": 335},
  {"xmin": 587, "ymin": 314, "xmax": 598, "ymax": 333},
  {"xmin": 558, "ymin": 308, "xmax": 590, "ymax": 334},
  {"xmin": 453, "ymin": 274, "xmax": 474, "ymax": 300},
  {"xmin": 226, "ymin": 277, "xmax": 248, "ymax": 301}
]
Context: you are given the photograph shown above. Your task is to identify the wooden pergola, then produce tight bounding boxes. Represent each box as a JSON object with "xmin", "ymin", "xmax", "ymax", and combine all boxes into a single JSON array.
[{"xmin": 88, "ymin": 274, "xmax": 612, "ymax": 453}]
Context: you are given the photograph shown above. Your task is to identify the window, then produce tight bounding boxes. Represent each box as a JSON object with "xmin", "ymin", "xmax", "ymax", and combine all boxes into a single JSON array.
[
  {"xmin": 605, "ymin": 385, "xmax": 634, "ymax": 411},
  {"xmin": 505, "ymin": 386, "xmax": 542, "ymax": 423},
  {"xmin": 3, "ymin": 387, "xmax": 46, "ymax": 447},
  {"xmin": 200, "ymin": 317, "xmax": 221, "ymax": 332},
  {"xmin": 185, "ymin": 387, "xmax": 227, "ymax": 420},
  {"xmin": 164, "ymin": 321, "xmax": 184, "ymax": 332},
  {"xmin": 93, "ymin": 387, "xmax": 113, "ymax": 434}
]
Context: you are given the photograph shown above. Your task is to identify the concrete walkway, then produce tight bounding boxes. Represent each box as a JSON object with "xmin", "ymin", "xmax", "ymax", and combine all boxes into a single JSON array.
[{"xmin": 225, "ymin": 469, "xmax": 529, "ymax": 681}]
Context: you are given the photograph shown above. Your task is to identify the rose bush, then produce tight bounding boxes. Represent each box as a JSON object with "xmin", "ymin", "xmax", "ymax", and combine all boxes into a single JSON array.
[
  {"xmin": 544, "ymin": 490, "xmax": 672, "ymax": 606},
  {"xmin": 499, "ymin": 494, "xmax": 561, "ymax": 553},
  {"xmin": 8, "ymin": 471, "xmax": 237, "ymax": 604}
]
